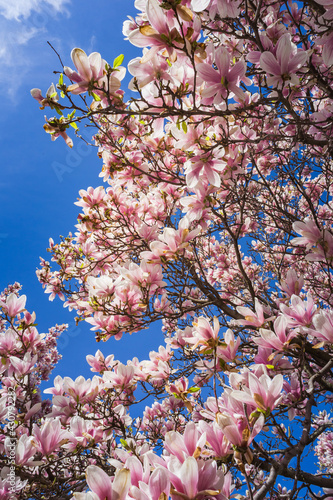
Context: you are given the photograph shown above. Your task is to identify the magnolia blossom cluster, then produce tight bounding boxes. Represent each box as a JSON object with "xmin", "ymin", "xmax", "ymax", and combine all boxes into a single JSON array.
[
  {"xmin": 2, "ymin": 281, "xmax": 333, "ymax": 498},
  {"xmin": 9, "ymin": 0, "xmax": 333, "ymax": 496}
]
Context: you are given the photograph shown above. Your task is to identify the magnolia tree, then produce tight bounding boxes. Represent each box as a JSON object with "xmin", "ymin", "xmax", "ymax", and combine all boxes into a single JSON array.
[{"xmin": 1, "ymin": 0, "xmax": 333, "ymax": 498}]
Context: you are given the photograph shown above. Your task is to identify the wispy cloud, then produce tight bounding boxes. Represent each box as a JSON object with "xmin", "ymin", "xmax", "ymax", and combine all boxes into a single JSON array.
[
  {"xmin": 0, "ymin": 0, "xmax": 70, "ymax": 20},
  {"xmin": 0, "ymin": 0, "xmax": 71, "ymax": 100}
]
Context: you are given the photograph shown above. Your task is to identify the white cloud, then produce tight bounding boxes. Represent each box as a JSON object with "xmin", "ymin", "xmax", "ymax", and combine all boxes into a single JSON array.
[
  {"xmin": 0, "ymin": 0, "xmax": 70, "ymax": 21},
  {"xmin": 0, "ymin": 0, "xmax": 71, "ymax": 100}
]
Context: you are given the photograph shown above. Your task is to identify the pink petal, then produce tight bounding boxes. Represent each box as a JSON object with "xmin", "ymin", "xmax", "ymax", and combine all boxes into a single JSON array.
[
  {"xmin": 228, "ymin": 59, "xmax": 245, "ymax": 83},
  {"xmin": 181, "ymin": 458, "xmax": 198, "ymax": 498},
  {"xmin": 112, "ymin": 468, "xmax": 131, "ymax": 500},
  {"xmin": 71, "ymin": 48, "xmax": 92, "ymax": 81},
  {"xmin": 197, "ymin": 63, "xmax": 221, "ymax": 83},
  {"xmin": 147, "ymin": 0, "xmax": 169, "ymax": 35},
  {"xmin": 260, "ymin": 52, "xmax": 281, "ymax": 76},
  {"xmin": 215, "ymin": 47, "xmax": 230, "ymax": 76},
  {"xmin": 86, "ymin": 465, "xmax": 112, "ymax": 500},
  {"xmin": 63, "ymin": 66, "xmax": 81, "ymax": 83},
  {"xmin": 125, "ymin": 457, "xmax": 143, "ymax": 487},
  {"xmin": 191, "ymin": 0, "xmax": 211, "ymax": 11},
  {"xmin": 88, "ymin": 52, "xmax": 103, "ymax": 80},
  {"xmin": 288, "ymin": 51, "xmax": 308, "ymax": 73},
  {"xmin": 231, "ymin": 390, "xmax": 255, "ymax": 406},
  {"xmin": 270, "ymin": 374, "xmax": 284, "ymax": 400},
  {"xmin": 276, "ymin": 35, "xmax": 293, "ymax": 74},
  {"xmin": 149, "ymin": 468, "xmax": 170, "ymax": 500}
]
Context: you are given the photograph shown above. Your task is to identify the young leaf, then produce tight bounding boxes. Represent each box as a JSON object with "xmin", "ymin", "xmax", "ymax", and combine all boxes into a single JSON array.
[{"xmin": 113, "ymin": 54, "xmax": 124, "ymax": 68}]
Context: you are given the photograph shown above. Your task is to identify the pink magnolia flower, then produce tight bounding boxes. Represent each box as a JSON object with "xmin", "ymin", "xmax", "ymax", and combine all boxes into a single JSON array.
[
  {"xmin": 118, "ymin": 260, "xmax": 167, "ymax": 295},
  {"xmin": 260, "ymin": 34, "xmax": 308, "ymax": 88},
  {"xmin": 305, "ymin": 230, "xmax": 333, "ymax": 263},
  {"xmin": 63, "ymin": 375, "xmax": 101, "ymax": 403},
  {"xmin": 43, "ymin": 374, "xmax": 65, "ymax": 396},
  {"xmin": 280, "ymin": 293, "xmax": 317, "ymax": 328},
  {"xmin": 235, "ymin": 298, "xmax": 273, "ymax": 327},
  {"xmin": 184, "ymin": 151, "xmax": 227, "ymax": 188},
  {"xmin": 253, "ymin": 315, "xmax": 298, "ymax": 351},
  {"xmin": 32, "ymin": 419, "xmax": 71, "ymax": 456},
  {"xmin": 166, "ymin": 376, "xmax": 189, "ymax": 397},
  {"xmin": 0, "ymin": 293, "xmax": 26, "ymax": 317},
  {"xmin": 65, "ymin": 48, "xmax": 125, "ymax": 95},
  {"xmin": 217, "ymin": 329, "xmax": 240, "ymax": 362},
  {"xmin": 128, "ymin": 0, "xmax": 192, "ymax": 62},
  {"xmin": 168, "ymin": 456, "xmax": 227, "ymax": 500},
  {"xmin": 164, "ymin": 422, "xmax": 206, "ymax": 462},
  {"xmin": 65, "ymin": 416, "xmax": 104, "ymax": 451},
  {"xmin": 312, "ymin": 309, "xmax": 333, "ymax": 344},
  {"xmin": 128, "ymin": 52, "xmax": 172, "ymax": 90},
  {"xmin": 0, "ymin": 328, "xmax": 20, "ymax": 355},
  {"xmin": 231, "ymin": 369, "xmax": 284, "ymax": 414},
  {"xmin": 73, "ymin": 466, "xmax": 131, "ymax": 500},
  {"xmin": 291, "ymin": 218, "xmax": 321, "ymax": 249},
  {"xmin": 130, "ymin": 466, "xmax": 170, "ymax": 500},
  {"xmin": 43, "ymin": 116, "xmax": 73, "ymax": 148},
  {"xmin": 197, "ymin": 420, "xmax": 232, "ymax": 458},
  {"xmin": 216, "ymin": 411, "xmax": 265, "ymax": 455},
  {"xmin": 197, "ymin": 46, "xmax": 251, "ymax": 103},
  {"xmin": 122, "ymin": 455, "xmax": 151, "ymax": 488},
  {"xmin": 141, "ymin": 217, "xmax": 200, "ymax": 262},
  {"xmin": 9, "ymin": 353, "xmax": 37, "ymax": 377},
  {"xmin": 103, "ymin": 363, "xmax": 137, "ymax": 391},
  {"xmin": 0, "ymin": 467, "xmax": 27, "ymax": 499},
  {"xmin": 279, "ymin": 269, "xmax": 304, "ymax": 297},
  {"xmin": 30, "ymin": 83, "xmax": 62, "ymax": 110},
  {"xmin": 12, "ymin": 435, "xmax": 38, "ymax": 466},
  {"xmin": 86, "ymin": 350, "xmax": 115, "ymax": 373},
  {"xmin": 186, "ymin": 316, "xmax": 220, "ymax": 351},
  {"xmin": 75, "ymin": 186, "xmax": 107, "ymax": 210}
]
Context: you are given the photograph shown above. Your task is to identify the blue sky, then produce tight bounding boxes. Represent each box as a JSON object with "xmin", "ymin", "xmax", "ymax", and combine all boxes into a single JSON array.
[{"xmin": 0, "ymin": 0, "xmax": 164, "ymax": 390}]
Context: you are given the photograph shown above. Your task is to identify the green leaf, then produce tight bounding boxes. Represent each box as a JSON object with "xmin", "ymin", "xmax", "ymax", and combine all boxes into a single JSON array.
[
  {"xmin": 58, "ymin": 73, "xmax": 64, "ymax": 86},
  {"xmin": 182, "ymin": 121, "xmax": 187, "ymax": 133},
  {"xmin": 120, "ymin": 438, "xmax": 128, "ymax": 448},
  {"xmin": 188, "ymin": 387, "xmax": 200, "ymax": 393},
  {"xmin": 91, "ymin": 92, "xmax": 101, "ymax": 101},
  {"xmin": 166, "ymin": 58, "xmax": 172, "ymax": 67},
  {"xmin": 70, "ymin": 122, "xmax": 78, "ymax": 130},
  {"xmin": 113, "ymin": 54, "xmax": 124, "ymax": 68}
]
